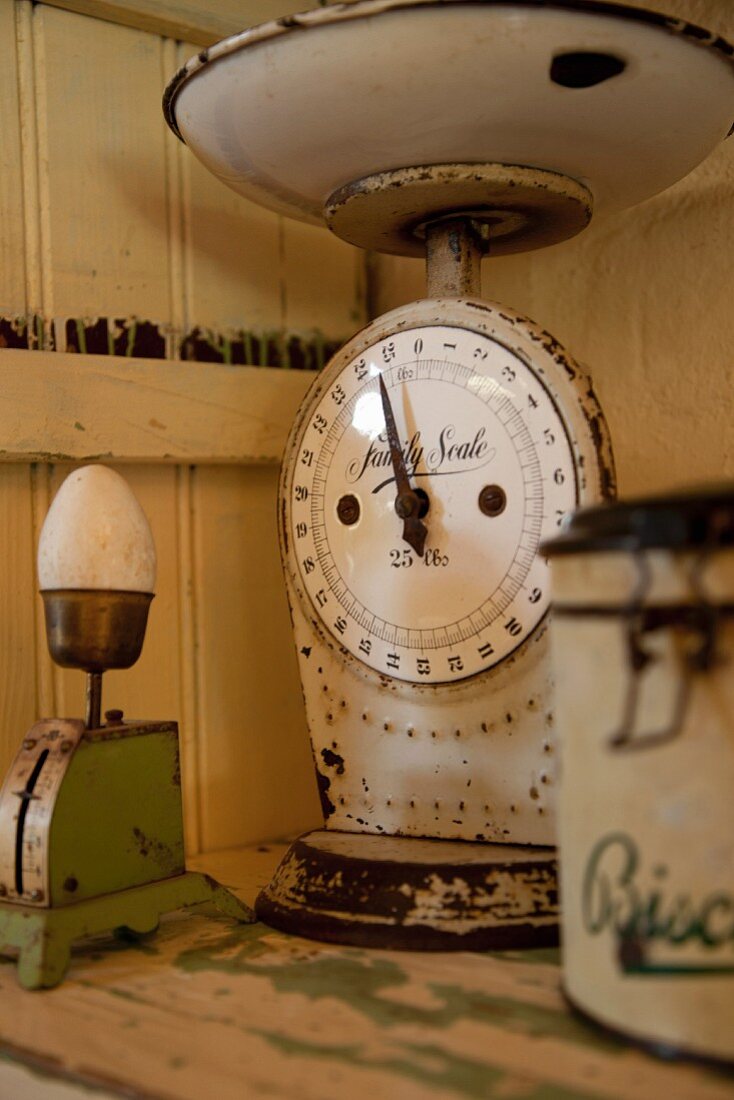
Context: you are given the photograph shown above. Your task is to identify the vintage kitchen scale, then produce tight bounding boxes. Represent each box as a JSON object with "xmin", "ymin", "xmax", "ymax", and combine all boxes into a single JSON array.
[
  {"xmin": 164, "ymin": 0, "xmax": 734, "ymax": 948},
  {"xmin": 0, "ymin": 467, "xmax": 253, "ymax": 989}
]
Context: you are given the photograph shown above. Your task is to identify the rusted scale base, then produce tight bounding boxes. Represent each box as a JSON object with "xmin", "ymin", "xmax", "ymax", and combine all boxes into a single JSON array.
[{"xmin": 256, "ymin": 830, "xmax": 558, "ymax": 950}]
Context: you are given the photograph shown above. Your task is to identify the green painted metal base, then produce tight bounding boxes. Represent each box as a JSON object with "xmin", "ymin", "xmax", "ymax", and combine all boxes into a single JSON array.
[{"xmin": 0, "ymin": 871, "xmax": 254, "ymax": 990}]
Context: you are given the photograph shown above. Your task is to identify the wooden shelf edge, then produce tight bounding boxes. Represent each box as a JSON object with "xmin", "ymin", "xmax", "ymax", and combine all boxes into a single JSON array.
[
  {"xmin": 0, "ymin": 348, "xmax": 312, "ymax": 464},
  {"xmin": 37, "ymin": 0, "xmax": 310, "ymax": 46}
]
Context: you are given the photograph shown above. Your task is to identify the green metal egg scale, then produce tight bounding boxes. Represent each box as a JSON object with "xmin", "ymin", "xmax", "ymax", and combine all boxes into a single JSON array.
[
  {"xmin": 0, "ymin": 713, "xmax": 251, "ymax": 990},
  {"xmin": 0, "ymin": 581, "xmax": 252, "ymax": 990}
]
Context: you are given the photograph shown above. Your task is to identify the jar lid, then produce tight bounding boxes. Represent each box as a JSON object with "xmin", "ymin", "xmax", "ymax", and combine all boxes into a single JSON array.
[{"xmin": 544, "ymin": 484, "xmax": 734, "ymax": 555}]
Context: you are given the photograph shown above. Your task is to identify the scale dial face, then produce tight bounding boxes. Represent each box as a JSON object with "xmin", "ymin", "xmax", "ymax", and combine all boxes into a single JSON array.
[{"xmin": 286, "ymin": 321, "xmax": 578, "ymax": 684}]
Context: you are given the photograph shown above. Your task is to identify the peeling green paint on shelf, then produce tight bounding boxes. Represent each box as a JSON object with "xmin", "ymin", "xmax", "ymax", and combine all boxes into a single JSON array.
[
  {"xmin": 253, "ymin": 1030, "xmax": 596, "ymax": 1100},
  {"xmin": 175, "ymin": 922, "xmax": 275, "ymax": 969},
  {"xmin": 499, "ymin": 948, "xmax": 562, "ymax": 967},
  {"xmin": 174, "ymin": 926, "xmax": 619, "ymax": 1056}
]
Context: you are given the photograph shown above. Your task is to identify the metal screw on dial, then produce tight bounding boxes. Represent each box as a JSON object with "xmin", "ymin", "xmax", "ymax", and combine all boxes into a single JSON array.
[
  {"xmin": 479, "ymin": 485, "xmax": 507, "ymax": 517},
  {"xmin": 337, "ymin": 494, "xmax": 361, "ymax": 526}
]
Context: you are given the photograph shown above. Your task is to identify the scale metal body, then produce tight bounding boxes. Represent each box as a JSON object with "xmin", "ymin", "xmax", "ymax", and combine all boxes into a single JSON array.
[
  {"xmin": 164, "ymin": 0, "xmax": 734, "ymax": 948},
  {"xmin": 0, "ymin": 712, "xmax": 250, "ymax": 990},
  {"xmin": 277, "ymin": 295, "xmax": 608, "ymax": 840},
  {"xmin": 259, "ymin": 247, "xmax": 611, "ymax": 948}
]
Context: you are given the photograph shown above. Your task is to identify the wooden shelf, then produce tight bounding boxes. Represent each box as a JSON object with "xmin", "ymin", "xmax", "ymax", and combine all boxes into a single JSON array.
[
  {"xmin": 0, "ymin": 843, "xmax": 731, "ymax": 1099},
  {"xmin": 0, "ymin": 350, "xmax": 312, "ymax": 465}
]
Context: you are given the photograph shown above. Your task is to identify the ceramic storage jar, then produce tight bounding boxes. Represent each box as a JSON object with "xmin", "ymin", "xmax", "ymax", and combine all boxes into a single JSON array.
[{"xmin": 545, "ymin": 487, "xmax": 734, "ymax": 1064}]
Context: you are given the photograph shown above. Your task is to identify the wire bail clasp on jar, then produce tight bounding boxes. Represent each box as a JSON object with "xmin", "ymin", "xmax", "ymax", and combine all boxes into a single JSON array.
[{"xmin": 608, "ymin": 549, "xmax": 723, "ymax": 753}]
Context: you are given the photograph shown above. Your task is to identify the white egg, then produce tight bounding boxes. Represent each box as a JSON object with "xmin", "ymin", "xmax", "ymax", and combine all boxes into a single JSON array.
[{"xmin": 38, "ymin": 466, "xmax": 156, "ymax": 593}]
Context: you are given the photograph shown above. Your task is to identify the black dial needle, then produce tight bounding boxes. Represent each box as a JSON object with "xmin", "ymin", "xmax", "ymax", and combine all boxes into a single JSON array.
[{"xmin": 378, "ymin": 374, "xmax": 428, "ymax": 557}]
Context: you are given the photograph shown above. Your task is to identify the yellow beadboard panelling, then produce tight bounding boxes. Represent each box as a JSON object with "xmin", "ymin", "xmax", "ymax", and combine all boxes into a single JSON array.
[
  {"xmin": 164, "ymin": 35, "xmax": 286, "ymax": 339},
  {"xmin": 282, "ymin": 220, "xmax": 367, "ymax": 338},
  {"xmin": 35, "ymin": 6, "xmax": 173, "ymax": 321},
  {"xmin": 0, "ymin": 6, "xmax": 26, "ymax": 314},
  {"xmin": 19, "ymin": 1, "xmax": 54, "ymax": 328},
  {"xmin": 192, "ymin": 465, "xmax": 320, "ymax": 850},
  {"xmin": 39, "ymin": 0, "xmax": 310, "ymax": 46},
  {"xmin": 4, "ymin": 4, "xmax": 365, "ymax": 347},
  {"xmin": 175, "ymin": 39, "xmax": 283, "ymax": 337},
  {"xmin": 174, "ymin": 465, "xmax": 202, "ymax": 851},
  {"xmin": 0, "ymin": 468, "xmax": 38, "ymax": 770},
  {"xmin": 30, "ymin": 464, "xmax": 56, "ymax": 719},
  {"xmin": 179, "ymin": 156, "xmax": 283, "ymax": 336},
  {"xmin": 162, "ymin": 35, "xmax": 187, "ymax": 339},
  {"xmin": 0, "ymin": 350, "xmax": 312, "ymax": 464}
]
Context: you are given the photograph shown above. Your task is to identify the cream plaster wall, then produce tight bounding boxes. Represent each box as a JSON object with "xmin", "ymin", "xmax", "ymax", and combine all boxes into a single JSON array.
[{"xmin": 375, "ymin": 0, "xmax": 734, "ymax": 497}]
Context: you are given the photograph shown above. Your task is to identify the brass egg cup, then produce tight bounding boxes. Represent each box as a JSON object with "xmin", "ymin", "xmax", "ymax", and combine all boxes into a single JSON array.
[
  {"xmin": 41, "ymin": 590, "xmax": 153, "ymax": 729},
  {"xmin": 42, "ymin": 589, "xmax": 153, "ymax": 671}
]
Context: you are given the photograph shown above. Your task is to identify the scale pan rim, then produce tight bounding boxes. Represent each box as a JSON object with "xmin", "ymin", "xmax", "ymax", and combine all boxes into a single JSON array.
[{"xmin": 162, "ymin": 0, "xmax": 734, "ymax": 247}]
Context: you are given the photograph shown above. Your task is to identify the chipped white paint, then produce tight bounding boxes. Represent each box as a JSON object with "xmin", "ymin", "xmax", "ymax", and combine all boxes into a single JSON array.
[
  {"xmin": 259, "ymin": 830, "xmax": 558, "ymax": 945},
  {"xmin": 403, "ymin": 868, "xmax": 549, "ymax": 931},
  {"xmin": 281, "ymin": 298, "xmax": 613, "ymax": 845},
  {"xmin": 0, "ymin": 719, "xmax": 86, "ymax": 905},
  {"xmin": 38, "ymin": 466, "xmax": 156, "ymax": 592}
]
